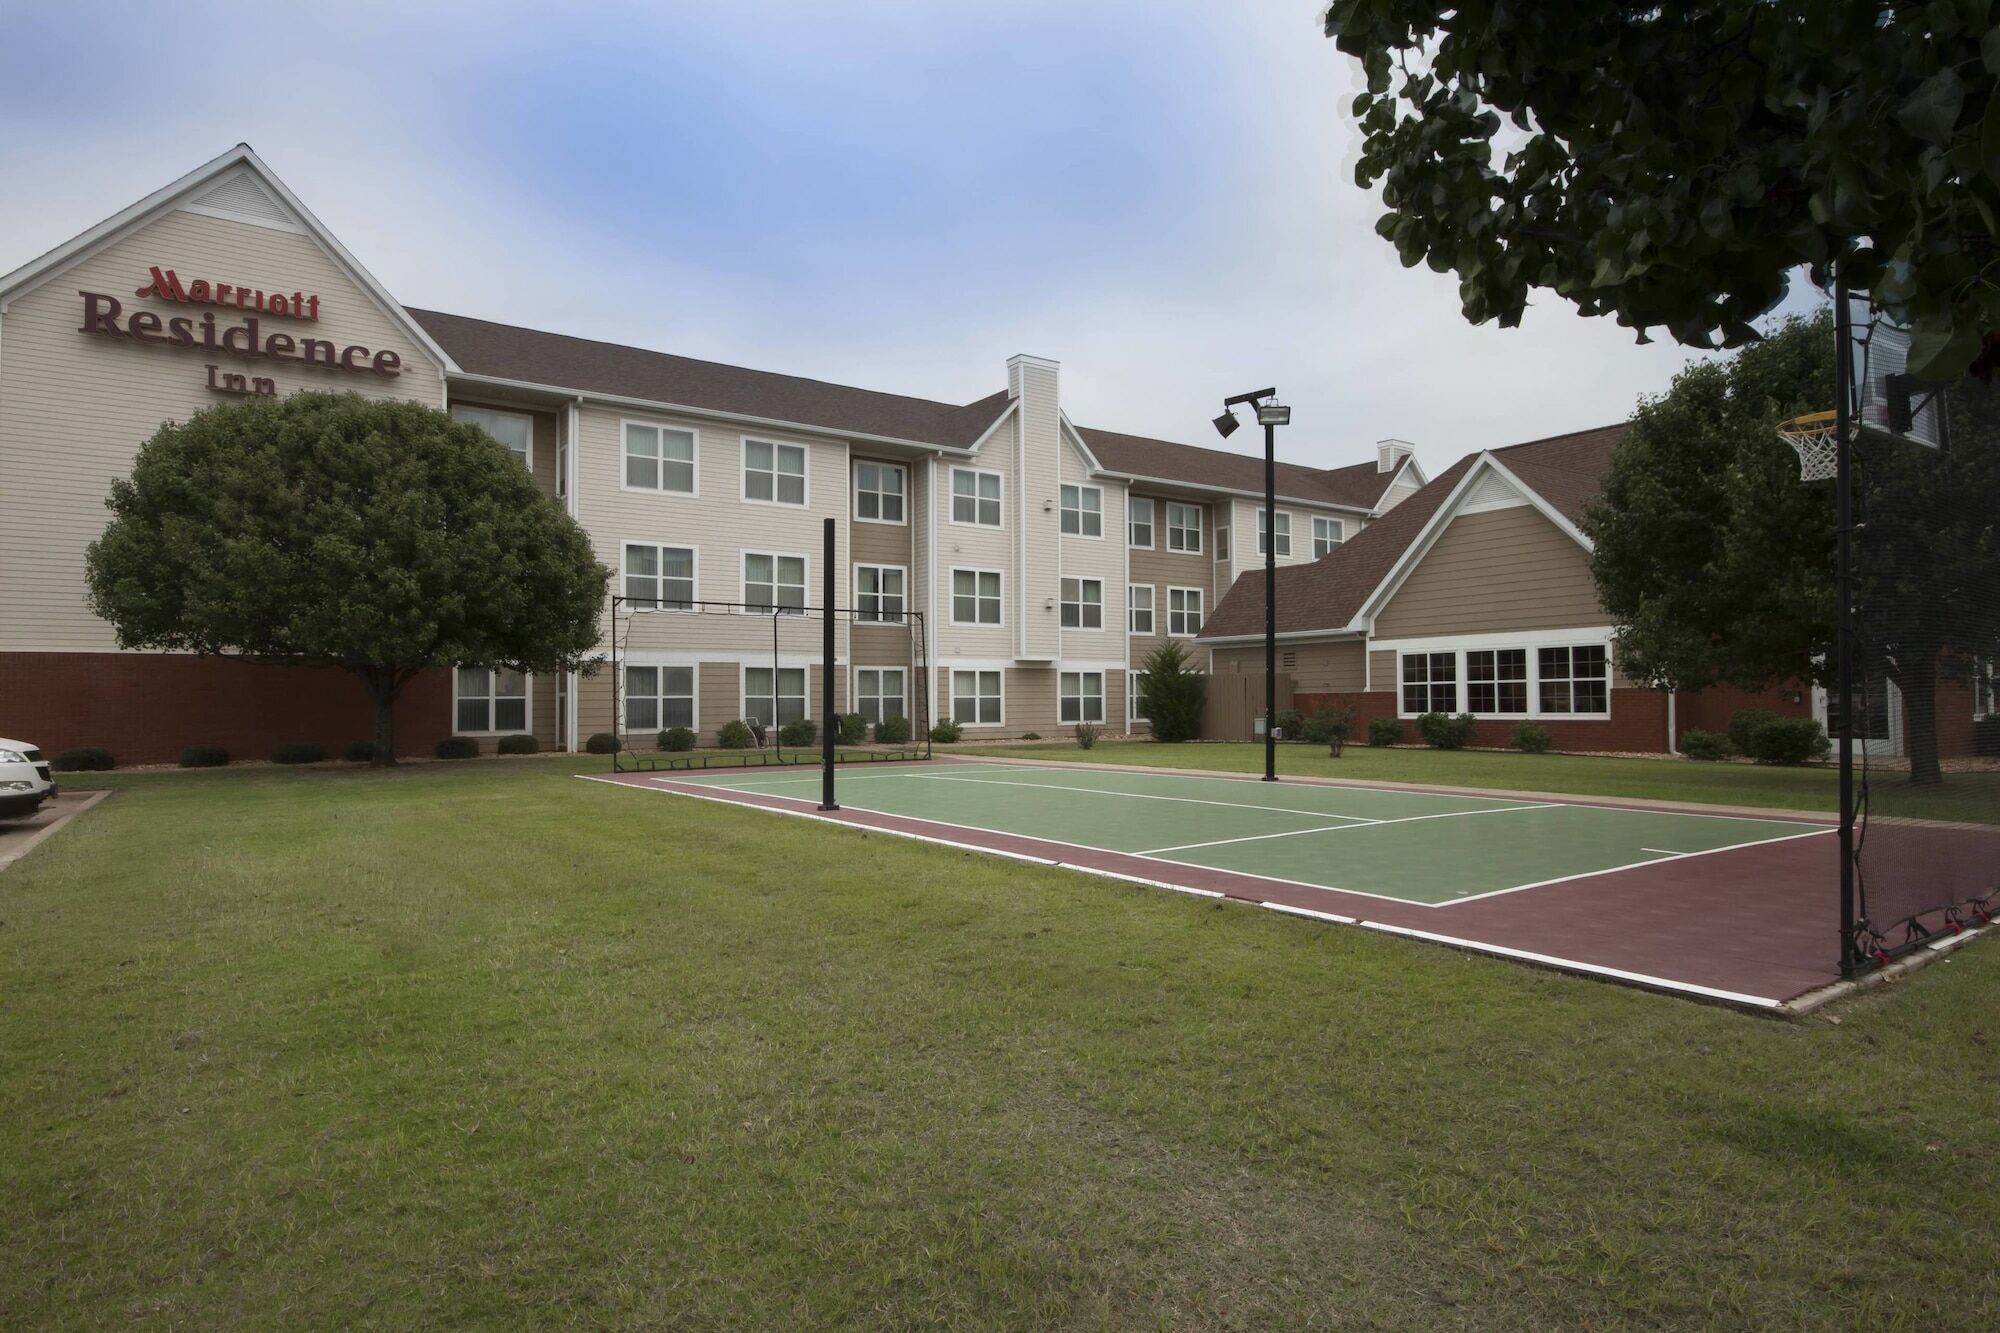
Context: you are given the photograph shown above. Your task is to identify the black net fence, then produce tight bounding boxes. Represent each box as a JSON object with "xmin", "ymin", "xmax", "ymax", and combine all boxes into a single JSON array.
[{"xmin": 1845, "ymin": 333, "xmax": 2000, "ymax": 964}]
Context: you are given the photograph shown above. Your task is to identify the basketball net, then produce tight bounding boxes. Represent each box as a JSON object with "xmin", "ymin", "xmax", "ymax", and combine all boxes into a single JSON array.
[{"xmin": 1775, "ymin": 409, "xmax": 1838, "ymax": 481}]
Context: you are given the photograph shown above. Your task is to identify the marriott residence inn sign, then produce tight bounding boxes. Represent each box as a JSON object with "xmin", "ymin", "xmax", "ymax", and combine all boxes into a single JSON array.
[{"xmin": 78, "ymin": 266, "xmax": 403, "ymax": 398}]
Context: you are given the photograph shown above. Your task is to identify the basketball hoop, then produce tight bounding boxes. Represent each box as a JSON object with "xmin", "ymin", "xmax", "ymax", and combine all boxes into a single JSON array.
[{"xmin": 1776, "ymin": 409, "xmax": 1839, "ymax": 481}]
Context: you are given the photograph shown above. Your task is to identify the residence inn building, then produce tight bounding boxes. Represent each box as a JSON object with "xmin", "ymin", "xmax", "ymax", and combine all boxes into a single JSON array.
[{"xmin": 1, "ymin": 146, "xmax": 1430, "ymax": 763}]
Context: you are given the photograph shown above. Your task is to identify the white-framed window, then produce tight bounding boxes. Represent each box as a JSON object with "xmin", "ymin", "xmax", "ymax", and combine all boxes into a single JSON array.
[
  {"xmin": 1977, "ymin": 660, "xmax": 1997, "ymax": 719},
  {"xmin": 1060, "ymin": 671, "xmax": 1105, "ymax": 724},
  {"xmin": 854, "ymin": 460, "xmax": 906, "ymax": 524},
  {"xmin": 455, "ymin": 666, "xmax": 528, "ymax": 734},
  {"xmin": 1166, "ymin": 501, "xmax": 1202, "ymax": 553},
  {"xmin": 623, "ymin": 542, "xmax": 695, "ymax": 610},
  {"xmin": 1168, "ymin": 586, "xmax": 1203, "ymax": 637},
  {"xmin": 951, "ymin": 568, "xmax": 1002, "ymax": 625},
  {"xmin": 1060, "ymin": 484, "xmax": 1103, "ymax": 537},
  {"xmin": 556, "ymin": 435, "xmax": 569, "ymax": 500},
  {"xmin": 1401, "ymin": 652, "xmax": 1458, "ymax": 715},
  {"xmin": 1128, "ymin": 669, "xmax": 1145, "ymax": 722},
  {"xmin": 951, "ymin": 669, "xmax": 1003, "ymax": 725},
  {"xmin": 853, "ymin": 667, "xmax": 907, "ymax": 725},
  {"xmin": 622, "ymin": 420, "xmax": 696, "ymax": 494},
  {"xmin": 744, "ymin": 666, "xmax": 807, "ymax": 727},
  {"xmin": 1060, "ymin": 577, "xmax": 1103, "ymax": 629},
  {"xmin": 625, "ymin": 664, "xmax": 694, "ymax": 732},
  {"xmin": 1466, "ymin": 648, "xmax": 1528, "ymax": 715},
  {"xmin": 743, "ymin": 552, "xmax": 807, "ymax": 615},
  {"xmin": 1257, "ymin": 508, "xmax": 1291, "ymax": 558},
  {"xmin": 1312, "ymin": 516, "xmax": 1345, "ymax": 558},
  {"xmin": 1128, "ymin": 584, "xmax": 1154, "ymax": 635},
  {"xmin": 453, "ymin": 404, "xmax": 533, "ymax": 469},
  {"xmin": 742, "ymin": 438, "xmax": 807, "ymax": 506},
  {"xmin": 854, "ymin": 564, "xmax": 906, "ymax": 623},
  {"xmin": 1214, "ymin": 526, "xmax": 1231, "ymax": 562},
  {"xmin": 1539, "ymin": 644, "xmax": 1609, "ymax": 715},
  {"xmin": 1128, "ymin": 496, "xmax": 1154, "ymax": 548},
  {"xmin": 951, "ymin": 468, "xmax": 1002, "ymax": 526}
]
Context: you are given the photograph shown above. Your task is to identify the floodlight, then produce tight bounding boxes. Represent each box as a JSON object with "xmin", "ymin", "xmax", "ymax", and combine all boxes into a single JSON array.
[{"xmin": 1212, "ymin": 409, "xmax": 1240, "ymax": 439}]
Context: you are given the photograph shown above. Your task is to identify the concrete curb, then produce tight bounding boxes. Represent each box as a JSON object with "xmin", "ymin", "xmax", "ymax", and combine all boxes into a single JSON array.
[{"xmin": 0, "ymin": 788, "xmax": 111, "ymax": 873}]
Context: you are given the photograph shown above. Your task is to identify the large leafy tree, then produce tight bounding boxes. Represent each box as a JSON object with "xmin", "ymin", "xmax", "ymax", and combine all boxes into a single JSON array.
[
  {"xmin": 1588, "ymin": 311, "xmax": 2000, "ymax": 784},
  {"xmin": 86, "ymin": 392, "xmax": 607, "ymax": 763},
  {"xmin": 1324, "ymin": 1, "xmax": 2000, "ymax": 379}
]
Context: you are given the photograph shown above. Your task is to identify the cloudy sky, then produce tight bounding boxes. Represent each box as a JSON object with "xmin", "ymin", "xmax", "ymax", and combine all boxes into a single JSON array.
[{"xmin": 1, "ymin": 1, "xmax": 1816, "ymax": 472}]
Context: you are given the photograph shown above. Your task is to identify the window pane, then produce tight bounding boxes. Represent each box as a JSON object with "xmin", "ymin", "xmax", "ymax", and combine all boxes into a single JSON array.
[
  {"xmin": 746, "ymin": 440, "xmax": 772, "ymax": 471},
  {"xmin": 663, "ymin": 458, "xmax": 694, "ymax": 492},
  {"xmin": 628, "ymin": 696, "xmax": 658, "ymax": 731},
  {"xmin": 627, "ymin": 666, "xmax": 658, "ymax": 697},
  {"xmin": 495, "ymin": 698, "xmax": 527, "ymax": 732},
  {"xmin": 457, "ymin": 698, "xmax": 488, "ymax": 733},
  {"xmin": 626, "ymin": 451, "xmax": 658, "ymax": 490},
  {"xmin": 777, "ymin": 474, "xmax": 805, "ymax": 505},
  {"xmin": 662, "ymin": 697, "xmax": 692, "ymax": 728}
]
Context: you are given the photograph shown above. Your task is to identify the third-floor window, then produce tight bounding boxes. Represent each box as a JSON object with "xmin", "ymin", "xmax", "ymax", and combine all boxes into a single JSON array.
[
  {"xmin": 854, "ymin": 461, "xmax": 905, "ymax": 523},
  {"xmin": 624, "ymin": 421, "xmax": 696, "ymax": 494},
  {"xmin": 1128, "ymin": 496, "xmax": 1154, "ymax": 547},
  {"xmin": 952, "ymin": 468, "xmax": 1002, "ymax": 526},
  {"xmin": 1166, "ymin": 502, "xmax": 1202, "ymax": 553},
  {"xmin": 1061, "ymin": 484, "xmax": 1102, "ymax": 537}
]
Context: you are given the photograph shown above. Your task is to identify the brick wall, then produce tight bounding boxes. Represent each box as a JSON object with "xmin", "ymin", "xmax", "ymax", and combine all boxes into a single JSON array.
[{"xmin": 1294, "ymin": 688, "xmax": 1672, "ymax": 753}]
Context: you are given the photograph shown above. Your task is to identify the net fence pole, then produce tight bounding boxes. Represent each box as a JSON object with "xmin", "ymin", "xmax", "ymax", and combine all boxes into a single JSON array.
[
  {"xmin": 819, "ymin": 517, "xmax": 839, "ymax": 809},
  {"xmin": 1834, "ymin": 265, "xmax": 1859, "ymax": 977}
]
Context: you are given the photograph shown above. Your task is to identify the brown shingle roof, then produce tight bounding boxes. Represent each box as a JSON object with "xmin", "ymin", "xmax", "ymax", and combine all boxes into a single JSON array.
[
  {"xmin": 1198, "ymin": 423, "xmax": 1626, "ymax": 641},
  {"xmin": 1080, "ymin": 427, "xmax": 1402, "ymax": 511},
  {"xmin": 408, "ymin": 308, "xmax": 1013, "ymax": 448}
]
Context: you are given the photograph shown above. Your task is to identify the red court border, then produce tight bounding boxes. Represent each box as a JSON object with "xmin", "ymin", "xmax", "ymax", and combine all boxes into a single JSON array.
[{"xmin": 581, "ymin": 761, "xmax": 1865, "ymax": 1008}]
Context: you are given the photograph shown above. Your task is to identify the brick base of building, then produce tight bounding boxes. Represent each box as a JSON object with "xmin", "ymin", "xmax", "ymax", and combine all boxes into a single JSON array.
[
  {"xmin": 1292, "ymin": 684, "xmax": 1802, "ymax": 755},
  {"xmin": 0, "ymin": 652, "xmax": 455, "ymax": 765}
]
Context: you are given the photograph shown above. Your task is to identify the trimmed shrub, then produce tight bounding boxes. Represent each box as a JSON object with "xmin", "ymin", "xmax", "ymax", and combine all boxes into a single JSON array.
[
  {"xmin": 1511, "ymin": 723, "xmax": 1552, "ymax": 754},
  {"xmin": 434, "ymin": 736, "xmax": 480, "ymax": 760},
  {"xmin": 1020, "ymin": 731, "xmax": 1043, "ymax": 741},
  {"xmin": 717, "ymin": 720, "xmax": 755, "ymax": 750},
  {"xmin": 1727, "ymin": 708, "xmax": 1781, "ymax": 755},
  {"xmin": 343, "ymin": 740, "xmax": 377, "ymax": 763},
  {"xmin": 1743, "ymin": 716, "xmax": 1831, "ymax": 766},
  {"xmin": 584, "ymin": 732, "xmax": 619, "ymax": 755},
  {"xmin": 178, "ymin": 744, "xmax": 229, "ymax": 768},
  {"xmin": 838, "ymin": 712, "xmax": 869, "ymax": 745},
  {"xmin": 658, "ymin": 726, "xmax": 696, "ymax": 752},
  {"xmin": 930, "ymin": 720, "xmax": 963, "ymax": 744},
  {"xmin": 497, "ymin": 733, "xmax": 539, "ymax": 755},
  {"xmin": 272, "ymin": 742, "xmax": 326, "ymax": 765},
  {"xmin": 875, "ymin": 715, "xmax": 911, "ymax": 744},
  {"xmin": 1417, "ymin": 711, "xmax": 1477, "ymax": 750},
  {"xmin": 1138, "ymin": 640, "xmax": 1205, "ymax": 742},
  {"xmin": 50, "ymin": 747, "xmax": 115, "ymax": 772},
  {"xmin": 779, "ymin": 718, "xmax": 817, "ymax": 747},
  {"xmin": 1679, "ymin": 728, "xmax": 1735, "ymax": 761},
  {"xmin": 1074, "ymin": 721, "xmax": 1102, "ymax": 750},
  {"xmin": 1367, "ymin": 717, "xmax": 1402, "ymax": 747},
  {"xmin": 1274, "ymin": 708, "xmax": 1307, "ymax": 742}
]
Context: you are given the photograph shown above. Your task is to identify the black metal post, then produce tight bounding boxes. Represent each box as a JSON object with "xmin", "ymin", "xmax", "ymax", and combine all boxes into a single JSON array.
[
  {"xmin": 1263, "ymin": 419, "xmax": 1278, "ymax": 782},
  {"xmin": 1833, "ymin": 269, "xmax": 1857, "ymax": 974},
  {"xmin": 819, "ymin": 517, "xmax": 839, "ymax": 810}
]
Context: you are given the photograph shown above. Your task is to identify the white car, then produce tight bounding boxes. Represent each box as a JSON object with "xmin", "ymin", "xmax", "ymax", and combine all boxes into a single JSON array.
[{"xmin": 0, "ymin": 737, "xmax": 56, "ymax": 819}]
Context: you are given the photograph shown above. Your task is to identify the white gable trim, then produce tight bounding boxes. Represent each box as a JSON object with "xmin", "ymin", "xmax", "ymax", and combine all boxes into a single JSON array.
[
  {"xmin": 0, "ymin": 143, "xmax": 455, "ymax": 377},
  {"xmin": 1057, "ymin": 413, "xmax": 1104, "ymax": 473},
  {"xmin": 1352, "ymin": 453, "xmax": 1594, "ymax": 630},
  {"xmin": 1371, "ymin": 455, "xmax": 1427, "ymax": 513},
  {"xmin": 967, "ymin": 398, "xmax": 1017, "ymax": 456}
]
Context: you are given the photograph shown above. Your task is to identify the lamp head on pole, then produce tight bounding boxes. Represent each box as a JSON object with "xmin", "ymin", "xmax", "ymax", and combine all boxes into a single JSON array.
[
  {"xmin": 1211, "ymin": 408, "xmax": 1240, "ymax": 439},
  {"xmin": 1256, "ymin": 399, "xmax": 1291, "ymax": 427}
]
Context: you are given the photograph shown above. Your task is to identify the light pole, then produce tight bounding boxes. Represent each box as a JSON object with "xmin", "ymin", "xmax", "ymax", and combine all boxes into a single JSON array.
[{"xmin": 1214, "ymin": 388, "xmax": 1291, "ymax": 782}]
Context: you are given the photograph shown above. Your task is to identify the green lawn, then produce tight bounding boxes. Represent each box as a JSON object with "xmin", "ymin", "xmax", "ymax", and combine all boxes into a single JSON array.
[
  {"xmin": 4, "ymin": 759, "xmax": 1996, "ymax": 1328},
  {"xmin": 976, "ymin": 738, "xmax": 2000, "ymax": 821}
]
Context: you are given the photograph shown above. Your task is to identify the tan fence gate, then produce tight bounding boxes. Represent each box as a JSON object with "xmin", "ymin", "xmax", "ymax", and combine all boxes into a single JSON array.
[{"xmin": 1200, "ymin": 670, "xmax": 1294, "ymax": 741}]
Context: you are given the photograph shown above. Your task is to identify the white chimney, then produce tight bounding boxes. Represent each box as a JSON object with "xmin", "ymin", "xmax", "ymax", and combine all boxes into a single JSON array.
[{"xmin": 1377, "ymin": 438, "xmax": 1415, "ymax": 474}]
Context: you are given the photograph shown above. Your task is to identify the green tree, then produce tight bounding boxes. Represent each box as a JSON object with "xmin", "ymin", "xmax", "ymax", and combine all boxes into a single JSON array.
[
  {"xmin": 1137, "ymin": 640, "xmax": 1206, "ymax": 742},
  {"xmin": 1324, "ymin": 1, "xmax": 2000, "ymax": 378},
  {"xmin": 1587, "ymin": 312, "xmax": 2000, "ymax": 785},
  {"xmin": 86, "ymin": 392, "xmax": 607, "ymax": 764}
]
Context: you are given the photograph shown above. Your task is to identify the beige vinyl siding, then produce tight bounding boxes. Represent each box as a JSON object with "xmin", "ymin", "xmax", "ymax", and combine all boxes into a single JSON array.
[
  {"xmin": 849, "ymin": 456, "xmax": 914, "ymax": 567},
  {"xmin": 1373, "ymin": 506, "xmax": 1603, "ymax": 640},
  {"xmin": 1214, "ymin": 640, "xmax": 1365, "ymax": 693},
  {"xmin": 1057, "ymin": 435, "xmax": 1124, "ymax": 663},
  {"xmin": 935, "ymin": 444, "xmax": 1013, "ymax": 663},
  {"xmin": 1127, "ymin": 494, "xmax": 1213, "ymax": 665},
  {"xmin": 0, "ymin": 207, "xmax": 444, "ymax": 652},
  {"xmin": 1011, "ymin": 358, "xmax": 1062, "ymax": 660}
]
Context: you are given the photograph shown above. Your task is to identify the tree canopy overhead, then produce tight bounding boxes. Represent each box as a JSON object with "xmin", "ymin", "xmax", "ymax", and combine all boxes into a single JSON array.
[
  {"xmin": 86, "ymin": 392, "xmax": 608, "ymax": 762},
  {"xmin": 1324, "ymin": 1, "xmax": 2000, "ymax": 379}
]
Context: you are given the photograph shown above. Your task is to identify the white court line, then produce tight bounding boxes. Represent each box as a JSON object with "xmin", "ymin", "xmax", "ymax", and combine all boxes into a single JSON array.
[
  {"xmin": 1136, "ymin": 802, "xmax": 1557, "ymax": 856},
  {"xmin": 1640, "ymin": 847, "xmax": 1688, "ymax": 856},
  {"xmin": 1436, "ymin": 827, "xmax": 1838, "ymax": 908}
]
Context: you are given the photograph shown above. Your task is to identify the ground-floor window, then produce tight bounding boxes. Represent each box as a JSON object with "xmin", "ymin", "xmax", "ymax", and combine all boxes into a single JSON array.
[
  {"xmin": 952, "ymin": 670, "xmax": 1002, "ymax": 725},
  {"xmin": 1129, "ymin": 670, "xmax": 1145, "ymax": 722},
  {"xmin": 626, "ymin": 665, "xmax": 693, "ymax": 731},
  {"xmin": 1976, "ymin": 659, "xmax": 1996, "ymax": 719},
  {"xmin": 456, "ymin": 666, "xmax": 528, "ymax": 733},
  {"xmin": 1538, "ymin": 645, "xmax": 1609, "ymax": 715},
  {"xmin": 855, "ymin": 668, "xmax": 906, "ymax": 724},
  {"xmin": 1397, "ymin": 640, "xmax": 1613, "ymax": 718},
  {"xmin": 1466, "ymin": 648, "xmax": 1528, "ymax": 715},
  {"xmin": 744, "ymin": 666, "xmax": 806, "ymax": 726},
  {"xmin": 1400, "ymin": 652, "xmax": 1457, "ymax": 715},
  {"xmin": 1060, "ymin": 671, "xmax": 1104, "ymax": 723}
]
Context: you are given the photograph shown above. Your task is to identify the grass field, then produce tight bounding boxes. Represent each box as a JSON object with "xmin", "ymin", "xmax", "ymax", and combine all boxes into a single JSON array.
[{"xmin": 4, "ymin": 758, "xmax": 1997, "ymax": 1328}]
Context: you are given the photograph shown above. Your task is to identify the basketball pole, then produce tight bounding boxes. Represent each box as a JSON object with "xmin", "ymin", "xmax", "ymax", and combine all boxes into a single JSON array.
[
  {"xmin": 1834, "ymin": 264, "xmax": 1857, "ymax": 977},
  {"xmin": 819, "ymin": 517, "xmax": 839, "ymax": 810}
]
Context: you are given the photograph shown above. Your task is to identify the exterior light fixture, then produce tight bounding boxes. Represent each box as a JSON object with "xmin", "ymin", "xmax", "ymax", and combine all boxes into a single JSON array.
[
  {"xmin": 1216, "ymin": 386, "xmax": 1289, "ymax": 782},
  {"xmin": 1212, "ymin": 409, "xmax": 1240, "ymax": 439},
  {"xmin": 1256, "ymin": 399, "xmax": 1291, "ymax": 427}
]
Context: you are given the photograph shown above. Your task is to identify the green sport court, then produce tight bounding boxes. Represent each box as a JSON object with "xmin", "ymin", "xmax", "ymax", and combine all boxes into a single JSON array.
[{"xmin": 588, "ymin": 759, "xmax": 1842, "ymax": 1007}]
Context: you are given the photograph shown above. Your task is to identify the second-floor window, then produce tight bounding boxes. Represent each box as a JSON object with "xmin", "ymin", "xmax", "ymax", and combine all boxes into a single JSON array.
[
  {"xmin": 1168, "ymin": 587, "xmax": 1203, "ymax": 637},
  {"xmin": 1061, "ymin": 484, "xmax": 1102, "ymax": 536},
  {"xmin": 1166, "ymin": 502, "xmax": 1202, "ymax": 553},
  {"xmin": 1128, "ymin": 584, "xmax": 1154, "ymax": 635},
  {"xmin": 854, "ymin": 565, "xmax": 906, "ymax": 623},
  {"xmin": 854, "ymin": 461, "xmax": 905, "ymax": 523},
  {"xmin": 1257, "ymin": 509, "xmax": 1291, "ymax": 557},
  {"xmin": 951, "ymin": 568, "xmax": 1001, "ymax": 624},
  {"xmin": 1060, "ymin": 577, "xmax": 1102, "ymax": 629},
  {"xmin": 1128, "ymin": 496, "xmax": 1154, "ymax": 548},
  {"xmin": 453, "ymin": 405, "xmax": 533, "ymax": 469},
  {"xmin": 743, "ymin": 552, "xmax": 806, "ymax": 614},
  {"xmin": 952, "ymin": 468, "xmax": 1002, "ymax": 526},
  {"xmin": 623, "ymin": 421, "xmax": 695, "ymax": 493},
  {"xmin": 743, "ymin": 439, "xmax": 806, "ymax": 505},
  {"xmin": 624, "ymin": 543, "xmax": 695, "ymax": 610},
  {"xmin": 1313, "ymin": 516, "xmax": 1345, "ymax": 558}
]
